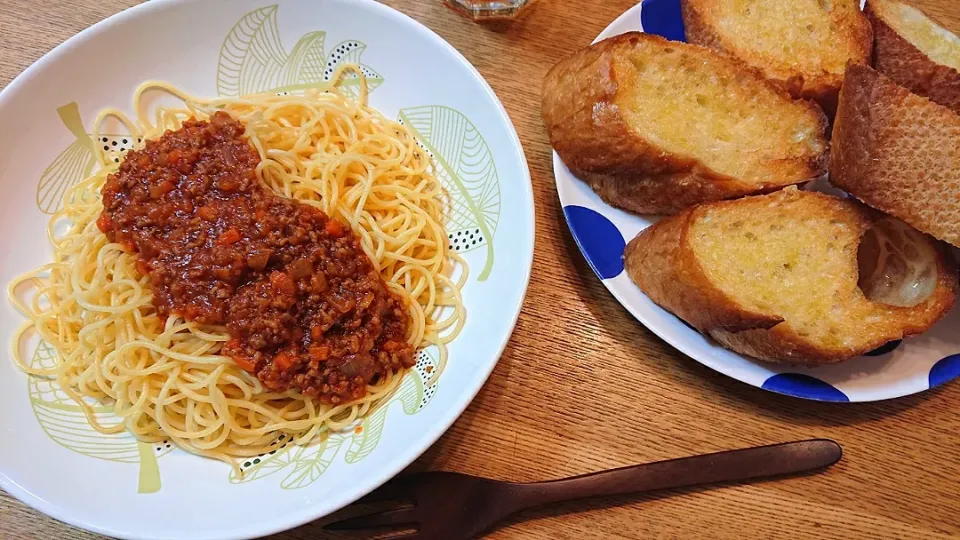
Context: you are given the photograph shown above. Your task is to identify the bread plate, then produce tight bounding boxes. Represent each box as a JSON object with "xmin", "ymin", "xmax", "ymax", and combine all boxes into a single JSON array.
[
  {"xmin": 554, "ymin": 0, "xmax": 960, "ymax": 402},
  {"xmin": 0, "ymin": 0, "xmax": 533, "ymax": 538}
]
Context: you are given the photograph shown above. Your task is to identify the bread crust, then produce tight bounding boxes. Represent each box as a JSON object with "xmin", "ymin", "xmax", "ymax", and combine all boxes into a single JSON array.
[
  {"xmin": 623, "ymin": 207, "xmax": 784, "ymax": 332},
  {"xmin": 624, "ymin": 189, "xmax": 958, "ymax": 366},
  {"xmin": 680, "ymin": 0, "xmax": 872, "ymax": 117},
  {"xmin": 830, "ymin": 63, "xmax": 960, "ymax": 248},
  {"xmin": 866, "ymin": 0, "xmax": 960, "ymax": 115},
  {"xmin": 541, "ymin": 32, "xmax": 827, "ymax": 215}
]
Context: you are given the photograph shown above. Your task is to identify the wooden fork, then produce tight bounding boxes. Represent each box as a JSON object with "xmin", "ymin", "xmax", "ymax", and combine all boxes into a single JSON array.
[{"xmin": 324, "ymin": 439, "xmax": 842, "ymax": 539}]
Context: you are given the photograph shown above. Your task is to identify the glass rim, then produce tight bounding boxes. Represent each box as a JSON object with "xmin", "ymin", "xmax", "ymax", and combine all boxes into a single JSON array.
[{"xmin": 446, "ymin": 0, "xmax": 535, "ymax": 15}]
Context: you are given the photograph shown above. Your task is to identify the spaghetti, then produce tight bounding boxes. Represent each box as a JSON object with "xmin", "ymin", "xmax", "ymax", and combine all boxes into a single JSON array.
[{"xmin": 9, "ymin": 66, "xmax": 465, "ymax": 467}]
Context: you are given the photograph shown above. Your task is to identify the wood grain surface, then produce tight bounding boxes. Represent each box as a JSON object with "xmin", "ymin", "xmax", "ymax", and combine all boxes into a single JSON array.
[{"xmin": 2, "ymin": 0, "xmax": 959, "ymax": 538}]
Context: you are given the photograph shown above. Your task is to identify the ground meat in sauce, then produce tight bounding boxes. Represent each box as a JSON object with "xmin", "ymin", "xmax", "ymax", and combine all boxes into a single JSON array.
[{"xmin": 97, "ymin": 111, "xmax": 414, "ymax": 404}]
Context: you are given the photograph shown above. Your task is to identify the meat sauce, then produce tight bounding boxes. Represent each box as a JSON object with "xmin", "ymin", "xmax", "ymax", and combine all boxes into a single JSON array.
[{"xmin": 97, "ymin": 112, "xmax": 414, "ymax": 403}]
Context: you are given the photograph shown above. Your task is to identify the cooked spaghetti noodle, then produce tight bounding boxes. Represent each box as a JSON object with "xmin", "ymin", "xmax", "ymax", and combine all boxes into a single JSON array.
[{"xmin": 9, "ymin": 65, "xmax": 465, "ymax": 467}]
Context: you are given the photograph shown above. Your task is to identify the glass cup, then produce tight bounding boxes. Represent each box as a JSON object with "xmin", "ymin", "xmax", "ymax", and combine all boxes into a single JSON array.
[{"xmin": 445, "ymin": 0, "xmax": 537, "ymax": 21}]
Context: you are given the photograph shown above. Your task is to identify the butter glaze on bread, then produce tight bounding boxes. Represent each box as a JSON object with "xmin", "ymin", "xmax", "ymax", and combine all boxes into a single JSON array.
[
  {"xmin": 681, "ymin": 0, "xmax": 872, "ymax": 116},
  {"xmin": 830, "ymin": 63, "xmax": 960, "ymax": 248},
  {"xmin": 624, "ymin": 188, "xmax": 957, "ymax": 365},
  {"xmin": 866, "ymin": 0, "xmax": 960, "ymax": 114},
  {"xmin": 541, "ymin": 32, "xmax": 828, "ymax": 215}
]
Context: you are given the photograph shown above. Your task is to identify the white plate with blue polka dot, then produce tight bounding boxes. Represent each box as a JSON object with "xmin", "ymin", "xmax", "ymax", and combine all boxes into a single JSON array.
[
  {"xmin": 554, "ymin": 0, "xmax": 960, "ymax": 403},
  {"xmin": 0, "ymin": 0, "xmax": 533, "ymax": 538}
]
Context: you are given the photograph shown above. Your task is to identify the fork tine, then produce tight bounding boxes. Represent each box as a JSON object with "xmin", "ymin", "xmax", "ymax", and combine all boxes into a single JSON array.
[{"xmin": 324, "ymin": 507, "xmax": 419, "ymax": 532}]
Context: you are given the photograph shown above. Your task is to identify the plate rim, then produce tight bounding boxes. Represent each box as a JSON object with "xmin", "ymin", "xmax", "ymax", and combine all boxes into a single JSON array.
[
  {"xmin": 553, "ymin": 0, "xmax": 957, "ymax": 404},
  {"xmin": 0, "ymin": 0, "xmax": 535, "ymax": 538}
]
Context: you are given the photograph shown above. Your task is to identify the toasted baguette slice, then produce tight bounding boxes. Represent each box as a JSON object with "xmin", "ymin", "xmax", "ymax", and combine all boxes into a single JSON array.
[
  {"xmin": 624, "ymin": 188, "xmax": 957, "ymax": 365},
  {"xmin": 830, "ymin": 63, "xmax": 960, "ymax": 247},
  {"xmin": 680, "ymin": 0, "xmax": 872, "ymax": 115},
  {"xmin": 541, "ymin": 32, "xmax": 828, "ymax": 215},
  {"xmin": 866, "ymin": 0, "xmax": 960, "ymax": 114}
]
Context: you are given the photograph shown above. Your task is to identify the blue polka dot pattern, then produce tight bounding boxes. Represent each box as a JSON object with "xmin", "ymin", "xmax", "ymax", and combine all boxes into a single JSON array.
[
  {"xmin": 864, "ymin": 340, "xmax": 902, "ymax": 357},
  {"xmin": 929, "ymin": 354, "xmax": 960, "ymax": 388},
  {"xmin": 640, "ymin": 0, "xmax": 687, "ymax": 42},
  {"xmin": 761, "ymin": 373, "xmax": 849, "ymax": 402},
  {"xmin": 562, "ymin": 205, "xmax": 626, "ymax": 280}
]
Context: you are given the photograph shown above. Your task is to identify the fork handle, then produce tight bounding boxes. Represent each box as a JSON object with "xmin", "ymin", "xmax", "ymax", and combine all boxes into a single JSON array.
[{"xmin": 509, "ymin": 439, "xmax": 841, "ymax": 510}]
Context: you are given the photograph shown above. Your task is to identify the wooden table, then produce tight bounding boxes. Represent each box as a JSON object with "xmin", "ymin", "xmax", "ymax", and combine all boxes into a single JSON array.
[{"xmin": 2, "ymin": 0, "xmax": 960, "ymax": 538}]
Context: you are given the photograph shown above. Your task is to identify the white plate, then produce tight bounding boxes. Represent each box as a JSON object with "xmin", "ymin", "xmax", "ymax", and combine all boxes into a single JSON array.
[
  {"xmin": 0, "ymin": 0, "xmax": 534, "ymax": 538},
  {"xmin": 554, "ymin": 0, "xmax": 960, "ymax": 403}
]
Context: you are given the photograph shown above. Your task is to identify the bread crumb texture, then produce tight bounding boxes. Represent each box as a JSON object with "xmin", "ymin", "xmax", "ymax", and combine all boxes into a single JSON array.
[
  {"xmin": 614, "ymin": 39, "xmax": 825, "ymax": 182},
  {"xmin": 687, "ymin": 190, "xmax": 953, "ymax": 356}
]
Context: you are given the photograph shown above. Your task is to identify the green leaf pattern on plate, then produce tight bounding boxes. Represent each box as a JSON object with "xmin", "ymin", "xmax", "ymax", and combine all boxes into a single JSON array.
[
  {"xmin": 216, "ymin": 6, "xmax": 286, "ymax": 97},
  {"xmin": 229, "ymin": 349, "xmax": 437, "ymax": 489},
  {"xmin": 216, "ymin": 5, "xmax": 383, "ymax": 97},
  {"xmin": 231, "ymin": 442, "xmax": 308, "ymax": 484},
  {"xmin": 28, "ymin": 341, "xmax": 171, "ymax": 493},
  {"xmin": 345, "ymin": 367, "xmax": 423, "ymax": 464},
  {"xmin": 35, "ymin": 103, "xmax": 137, "ymax": 215},
  {"xmin": 279, "ymin": 438, "xmax": 346, "ymax": 490},
  {"xmin": 399, "ymin": 106, "xmax": 501, "ymax": 281}
]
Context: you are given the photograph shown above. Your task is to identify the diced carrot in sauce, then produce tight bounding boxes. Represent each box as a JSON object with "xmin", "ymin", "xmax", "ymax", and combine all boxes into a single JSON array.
[
  {"xmin": 269, "ymin": 271, "xmax": 295, "ymax": 295},
  {"xmin": 197, "ymin": 206, "xmax": 218, "ymax": 221},
  {"xmin": 246, "ymin": 250, "xmax": 271, "ymax": 271},
  {"xmin": 96, "ymin": 212, "xmax": 112, "ymax": 234},
  {"xmin": 273, "ymin": 351, "xmax": 295, "ymax": 371},
  {"xmin": 147, "ymin": 204, "xmax": 172, "ymax": 221},
  {"xmin": 233, "ymin": 356, "xmax": 256, "ymax": 371},
  {"xmin": 224, "ymin": 339, "xmax": 256, "ymax": 371},
  {"xmin": 288, "ymin": 258, "xmax": 313, "ymax": 279},
  {"xmin": 149, "ymin": 180, "xmax": 176, "ymax": 199},
  {"xmin": 215, "ymin": 228, "xmax": 242, "ymax": 245},
  {"xmin": 309, "ymin": 344, "xmax": 330, "ymax": 362},
  {"xmin": 310, "ymin": 274, "xmax": 328, "ymax": 294},
  {"xmin": 217, "ymin": 178, "xmax": 239, "ymax": 192},
  {"xmin": 325, "ymin": 218, "xmax": 345, "ymax": 237}
]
